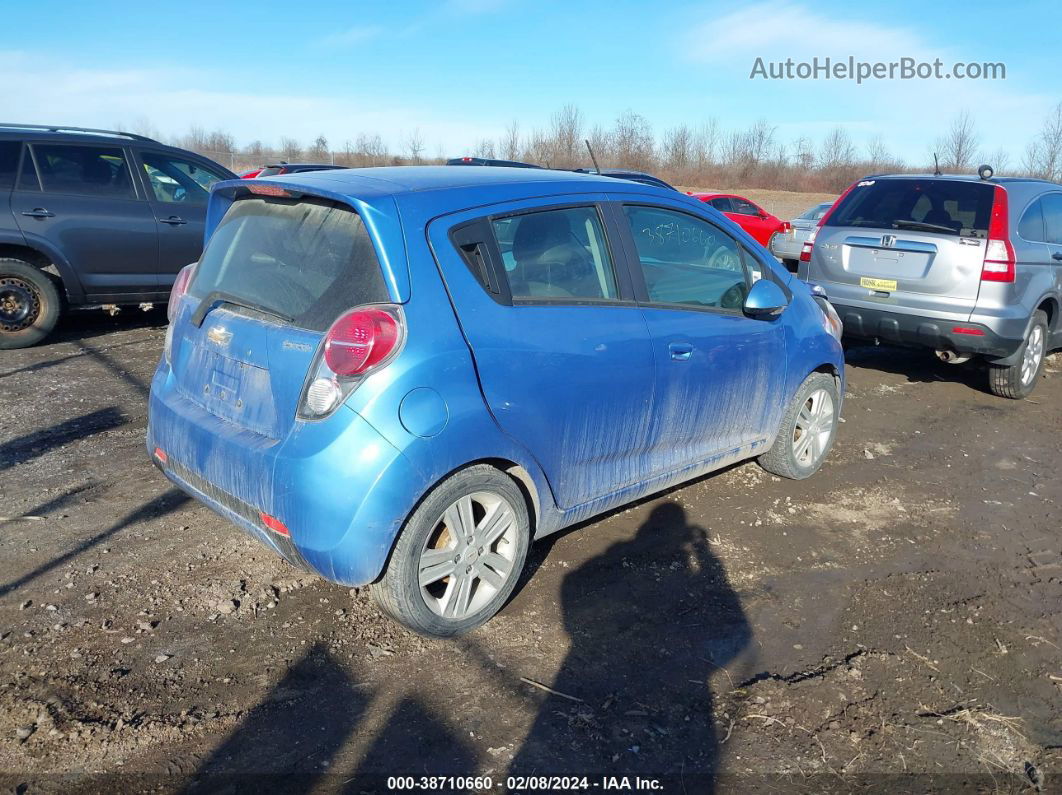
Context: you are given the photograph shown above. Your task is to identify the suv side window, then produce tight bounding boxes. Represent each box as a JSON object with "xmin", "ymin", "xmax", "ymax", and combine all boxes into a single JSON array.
[
  {"xmin": 1019, "ymin": 198, "xmax": 1046, "ymax": 242},
  {"xmin": 17, "ymin": 147, "xmax": 41, "ymax": 191},
  {"xmin": 623, "ymin": 205, "xmax": 752, "ymax": 311},
  {"xmin": 141, "ymin": 152, "xmax": 227, "ymax": 204},
  {"xmin": 489, "ymin": 206, "xmax": 619, "ymax": 301},
  {"xmin": 0, "ymin": 142, "xmax": 19, "ymax": 189},
  {"xmin": 32, "ymin": 144, "xmax": 135, "ymax": 199},
  {"xmin": 1041, "ymin": 193, "xmax": 1062, "ymax": 245}
]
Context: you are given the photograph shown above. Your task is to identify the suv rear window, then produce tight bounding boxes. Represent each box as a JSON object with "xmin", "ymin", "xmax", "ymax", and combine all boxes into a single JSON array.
[
  {"xmin": 189, "ymin": 197, "xmax": 389, "ymax": 332},
  {"xmin": 826, "ymin": 178, "xmax": 994, "ymax": 238}
]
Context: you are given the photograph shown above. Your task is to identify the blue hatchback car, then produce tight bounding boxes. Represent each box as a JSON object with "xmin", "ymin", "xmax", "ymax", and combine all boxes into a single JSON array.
[{"xmin": 147, "ymin": 166, "xmax": 845, "ymax": 636}]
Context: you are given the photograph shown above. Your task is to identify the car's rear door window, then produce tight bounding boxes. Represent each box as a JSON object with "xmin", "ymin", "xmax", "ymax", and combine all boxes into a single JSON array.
[
  {"xmin": 490, "ymin": 206, "xmax": 619, "ymax": 300},
  {"xmin": 623, "ymin": 205, "xmax": 753, "ymax": 310},
  {"xmin": 31, "ymin": 144, "xmax": 136, "ymax": 199},
  {"xmin": 189, "ymin": 196, "xmax": 388, "ymax": 331},
  {"xmin": 826, "ymin": 178, "xmax": 993, "ymax": 237},
  {"xmin": 1019, "ymin": 198, "xmax": 1046, "ymax": 242},
  {"xmin": 1041, "ymin": 193, "xmax": 1062, "ymax": 245}
]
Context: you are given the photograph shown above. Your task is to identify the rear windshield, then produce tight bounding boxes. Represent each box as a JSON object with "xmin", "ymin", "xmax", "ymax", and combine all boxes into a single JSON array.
[
  {"xmin": 799, "ymin": 202, "xmax": 832, "ymax": 221},
  {"xmin": 189, "ymin": 196, "xmax": 388, "ymax": 331},
  {"xmin": 825, "ymin": 178, "xmax": 994, "ymax": 238}
]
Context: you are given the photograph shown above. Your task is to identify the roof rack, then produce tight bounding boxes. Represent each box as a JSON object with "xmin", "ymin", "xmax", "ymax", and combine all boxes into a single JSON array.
[{"xmin": 0, "ymin": 123, "xmax": 159, "ymax": 143}]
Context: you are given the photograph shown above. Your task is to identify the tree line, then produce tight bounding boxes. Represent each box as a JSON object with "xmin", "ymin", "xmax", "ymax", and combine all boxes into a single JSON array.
[{"xmin": 132, "ymin": 102, "xmax": 1062, "ymax": 193}]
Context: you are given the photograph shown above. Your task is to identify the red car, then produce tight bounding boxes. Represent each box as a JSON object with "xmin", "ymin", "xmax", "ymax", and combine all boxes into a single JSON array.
[
  {"xmin": 689, "ymin": 193, "xmax": 788, "ymax": 247},
  {"xmin": 239, "ymin": 167, "xmax": 264, "ymax": 179}
]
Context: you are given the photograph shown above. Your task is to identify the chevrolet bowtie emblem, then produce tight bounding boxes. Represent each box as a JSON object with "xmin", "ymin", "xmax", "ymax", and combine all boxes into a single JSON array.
[{"xmin": 207, "ymin": 326, "xmax": 232, "ymax": 346}]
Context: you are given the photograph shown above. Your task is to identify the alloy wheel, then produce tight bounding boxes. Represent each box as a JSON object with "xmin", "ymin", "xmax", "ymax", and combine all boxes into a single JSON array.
[
  {"xmin": 418, "ymin": 491, "xmax": 519, "ymax": 620},
  {"xmin": 792, "ymin": 388, "xmax": 835, "ymax": 468}
]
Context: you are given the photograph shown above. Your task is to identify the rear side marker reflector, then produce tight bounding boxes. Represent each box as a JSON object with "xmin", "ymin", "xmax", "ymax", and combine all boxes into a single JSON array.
[
  {"xmin": 259, "ymin": 513, "xmax": 290, "ymax": 537},
  {"xmin": 952, "ymin": 327, "xmax": 986, "ymax": 336},
  {"xmin": 153, "ymin": 447, "xmax": 168, "ymax": 464}
]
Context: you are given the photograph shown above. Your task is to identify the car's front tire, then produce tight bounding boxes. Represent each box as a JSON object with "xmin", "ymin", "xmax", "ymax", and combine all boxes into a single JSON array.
[
  {"xmin": 0, "ymin": 259, "xmax": 62, "ymax": 350},
  {"xmin": 988, "ymin": 310, "xmax": 1048, "ymax": 399},
  {"xmin": 758, "ymin": 372, "xmax": 840, "ymax": 480},
  {"xmin": 372, "ymin": 465, "xmax": 530, "ymax": 637}
]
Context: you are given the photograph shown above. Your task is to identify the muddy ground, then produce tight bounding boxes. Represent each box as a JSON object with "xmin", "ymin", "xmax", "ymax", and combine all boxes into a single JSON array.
[{"xmin": 0, "ymin": 307, "xmax": 1060, "ymax": 794}]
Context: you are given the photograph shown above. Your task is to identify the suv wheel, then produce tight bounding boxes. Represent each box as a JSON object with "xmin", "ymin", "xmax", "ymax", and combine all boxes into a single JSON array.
[
  {"xmin": 758, "ymin": 372, "xmax": 840, "ymax": 480},
  {"xmin": 988, "ymin": 310, "xmax": 1048, "ymax": 399},
  {"xmin": 0, "ymin": 259, "xmax": 62, "ymax": 349},
  {"xmin": 372, "ymin": 465, "xmax": 530, "ymax": 637}
]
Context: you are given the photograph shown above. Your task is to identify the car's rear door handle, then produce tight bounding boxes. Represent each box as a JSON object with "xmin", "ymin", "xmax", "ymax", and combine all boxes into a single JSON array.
[
  {"xmin": 160, "ymin": 216, "xmax": 187, "ymax": 225},
  {"xmin": 20, "ymin": 208, "xmax": 54, "ymax": 218},
  {"xmin": 1052, "ymin": 251, "xmax": 1062, "ymax": 261},
  {"xmin": 669, "ymin": 342, "xmax": 694, "ymax": 361}
]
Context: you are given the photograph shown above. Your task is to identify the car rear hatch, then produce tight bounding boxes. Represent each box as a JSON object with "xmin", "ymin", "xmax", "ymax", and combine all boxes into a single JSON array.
[
  {"xmin": 812, "ymin": 178, "xmax": 995, "ymax": 318},
  {"xmin": 168, "ymin": 188, "xmax": 392, "ymax": 442}
]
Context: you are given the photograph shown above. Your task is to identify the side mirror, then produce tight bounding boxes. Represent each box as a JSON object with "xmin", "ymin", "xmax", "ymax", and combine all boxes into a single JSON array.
[{"xmin": 743, "ymin": 279, "xmax": 789, "ymax": 318}]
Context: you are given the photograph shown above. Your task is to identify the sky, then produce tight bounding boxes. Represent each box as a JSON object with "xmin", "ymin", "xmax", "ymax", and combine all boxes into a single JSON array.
[{"xmin": 2, "ymin": 0, "xmax": 1059, "ymax": 166}]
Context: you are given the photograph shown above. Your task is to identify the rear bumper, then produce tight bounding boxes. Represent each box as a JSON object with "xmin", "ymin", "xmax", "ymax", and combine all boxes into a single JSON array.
[
  {"xmin": 146, "ymin": 363, "xmax": 426, "ymax": 586},
  {"xmin": 770, "ymin": 233, "xmax": 804, "ymax": 259},
  {"xmin": 835, "ymin": 304, "xmax": 1023, "ymax": 358}
]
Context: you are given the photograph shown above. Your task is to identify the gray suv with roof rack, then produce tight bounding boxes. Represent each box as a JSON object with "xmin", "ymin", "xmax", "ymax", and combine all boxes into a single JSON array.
[
  {"xmin": 799, "ymin": 169, "xmax": 1062, "ymax": 398},
  {"xmin": 0, "ymin": 124, "xmax": 235, "ymax": 348}
]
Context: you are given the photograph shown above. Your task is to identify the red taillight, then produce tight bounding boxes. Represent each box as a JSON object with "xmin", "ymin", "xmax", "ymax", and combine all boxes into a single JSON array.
[
  {"xmin": 153, "ymin": 447, "xmax": 168, "ymax": 464},
  {"xmin": 952, "ymin": 326, "xmax": 986, "ymax": 336},
  {"xmin": 323, "ymin": 308, "xmax": 401, "ymax": 377},
  {"xmin": 246, "ymin": 183, "xmax": 292, "ymax": 197},
  {"xmin": 981, "ymin": 186, "xmax": 1015, "ymax": 283},
  {"xmin": 167, "ymin": 263, "xmax": 196, "ymax": 323},
  {"xmin": 259, "ymin": 512, "xmax": 290, "ymax": 537},
  {"xmin": 802, "ymin": 180, "xmax": 859, "ymax": 263},
  {"xmin": 781, "ymin": 221, "xmax": 792, "ymax": 234}
]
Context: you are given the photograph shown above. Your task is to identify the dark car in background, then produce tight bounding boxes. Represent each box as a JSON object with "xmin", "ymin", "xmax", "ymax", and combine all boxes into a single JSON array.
[
  {"xmin": 0, "ymin": 124, "xmax": 235, "ymax": 348},
  {"xmin": 254, "ymin": 163, "xmax": 347, "ymax": 177}
]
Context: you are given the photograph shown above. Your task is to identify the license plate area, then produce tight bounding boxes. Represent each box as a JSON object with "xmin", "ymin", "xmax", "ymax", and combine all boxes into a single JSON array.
[{"xmin": 860, "ymin": 276, "xmax": 897, "ymax": 291}]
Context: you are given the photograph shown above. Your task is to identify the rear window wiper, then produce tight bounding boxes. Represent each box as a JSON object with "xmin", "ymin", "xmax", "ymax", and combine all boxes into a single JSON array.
[
  {"xmin": 892, "ymin": 219, "xmax": 958, "ymax": 235},
  {"xmin": 191, "ymin": 290, "xmax": 294, "ymax": 327}
]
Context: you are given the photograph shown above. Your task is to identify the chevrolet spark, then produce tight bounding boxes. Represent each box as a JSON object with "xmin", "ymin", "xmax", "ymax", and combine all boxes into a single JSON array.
[{"xmin": 147, "ymin": 167, "xmax": 845, "ymax": 637}]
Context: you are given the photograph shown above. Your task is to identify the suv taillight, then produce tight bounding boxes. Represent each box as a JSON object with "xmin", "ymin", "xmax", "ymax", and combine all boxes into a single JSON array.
[
  {"xmin": 981, "ymin": 186, "xmax": 1015, "ymax": 283},
  {"xmin": 164, "ymin": 263, "xmax": 196, "ymax": 363},
  {"xmin": 298, "ymin": 305, "xmax": 405, "ymax": 419},
  {"xmin": 801, "ymin": 180, "xmax": 859, "ymax": 264}
]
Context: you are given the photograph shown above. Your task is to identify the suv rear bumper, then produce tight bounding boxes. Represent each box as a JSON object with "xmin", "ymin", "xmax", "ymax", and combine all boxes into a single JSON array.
[{"xmin": 836, "ymin": 304, "xmax": 1023, "ymax": 359}]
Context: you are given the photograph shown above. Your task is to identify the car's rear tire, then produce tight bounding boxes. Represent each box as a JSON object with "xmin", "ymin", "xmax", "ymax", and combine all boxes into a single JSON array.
[
  {"xmin": 988, "ymin": 310, "xmax": 1048, "ymax": 399},
  {"xmin": 371, "ymin": 465, "xmax": 530, "ymax": 637},
  {"xmin": 0, "ymin": 259, "xmax": 62, "ymax": 350},
  {"xmin": 758, "ymin": 372, "xmax": 840, "ymax": 480}
]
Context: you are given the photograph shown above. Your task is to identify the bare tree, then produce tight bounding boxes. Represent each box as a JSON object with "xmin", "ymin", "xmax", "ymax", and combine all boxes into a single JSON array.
[
  {"xmin": 662, "ymin": 125, "xmax": 694, "ymax": 171},
  {"xmin": 501, "ymin": 120, "xmax": 521, "ymax": 160},
  {"xmin": 586, "ymin": 124, "xmax": 612, "ymax": 166},
  {"xmin": 792, "ymin": 136, "xmax": 815, "ymax": 171},
  {"xmin": 694, "ymin": 119, "xmax": 719, "ymax": 169},
  {"xmin": 988, "ymin": 147, "xmax": 1010, "ymax": 176},
  {"xmin": 937, "ymin": 111, "xmax": 979, "ymax": 171},
  {"xmin": 355, "ymin": 133, "xmax": 387, "ymax": 166},
  {"xmin": 549, "ymin": 104, "xmax": 583, "ymax": 167},
  {"xmin": 474, "ymin": 138, "xmax": 497, "ymax": 158},
  {"xmin": 405, "ymin": 128, "xmax": 425, "ymax": 163},
  {"xmin": 308, "ymin": 134, "xmax": 330, "ymax": 162},
  {"xmin": 819, "ymin": 127, "xmax": 856, "ymax": 170},
  {"xmin": 611, "ymin": 110, "xmax": 654, "ymax": 171},
  {"xmin": 279, "ymin": 137, "xmax": 302, "ymax": 161},
  {"xmin": 1023, "ymin": 102, "xmax": 1062, "ymax": 182}
]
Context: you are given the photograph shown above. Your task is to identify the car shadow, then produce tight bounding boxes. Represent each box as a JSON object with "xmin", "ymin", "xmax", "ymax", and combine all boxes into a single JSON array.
[
  {"xmin": 843, "ymin": 342, "xmax": 990, "ymax": 392},
  {"xmin": 0, "ymin": 406, "xmax": 127, "ymax": 473},
  {"xmin": 48, "ymin": 305, "xmax": 168, "ymax": 346},
  {"xmin": 508, "ymin": 502, "xmax": 752, "ymax": 790}
]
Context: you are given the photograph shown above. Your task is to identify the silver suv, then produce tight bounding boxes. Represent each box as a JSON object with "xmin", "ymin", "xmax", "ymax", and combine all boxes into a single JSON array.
[{"xmin": 799, "ymin": 172, "xmax": 1062, "ymax": 398}]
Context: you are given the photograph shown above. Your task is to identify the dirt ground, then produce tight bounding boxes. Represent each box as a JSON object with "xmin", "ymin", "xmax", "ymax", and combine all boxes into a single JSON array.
[{"xmin": 1, "ymin": 304, "xmax": 1060, "ymax": 794}]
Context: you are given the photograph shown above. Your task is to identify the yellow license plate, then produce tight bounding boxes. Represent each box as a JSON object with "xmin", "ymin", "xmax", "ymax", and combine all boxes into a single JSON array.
[{"xmin": 860, "ymin": 277, "xmax": 897, "ymax": 291}]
